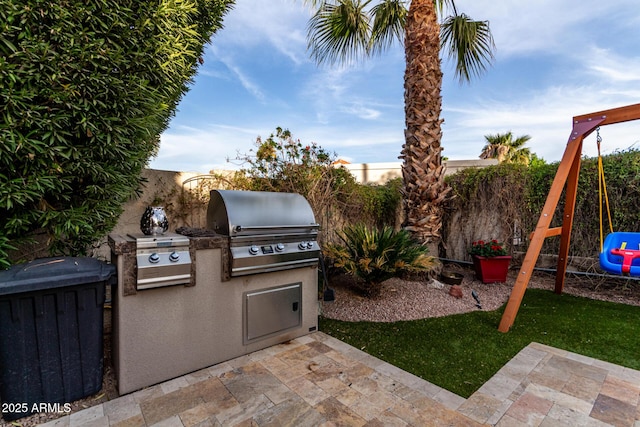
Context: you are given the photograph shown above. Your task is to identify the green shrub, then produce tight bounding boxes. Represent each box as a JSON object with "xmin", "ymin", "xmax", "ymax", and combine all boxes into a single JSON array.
[
  {"xmin": 444, "ymin": 149, "xmax": 640, "ymax": 260},
  {"xmin": 233, "ymin": 126, "xmax": 335, "ymax": 196},
  {"xmin": 0, "ymin": 0, "xmax": 234, "ymax": 267},
  {"xmin": 324, "ymin": 224, "xmax": 437, "ymax": 297},
  {"xmin": 356, "ymin": 178, "xmax": 403, "ymax": 228}
]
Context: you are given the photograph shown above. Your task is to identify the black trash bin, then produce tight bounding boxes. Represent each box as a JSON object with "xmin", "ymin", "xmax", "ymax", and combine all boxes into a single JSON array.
[{"xmin": 0, "ymin": 257, "xmax": 115, "ymax": 421}]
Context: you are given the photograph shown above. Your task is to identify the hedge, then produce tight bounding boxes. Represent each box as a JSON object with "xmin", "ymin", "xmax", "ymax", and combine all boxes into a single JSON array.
[{"xmin": 0, "ymin": 0, "xmax": 234, "ymax": 267}]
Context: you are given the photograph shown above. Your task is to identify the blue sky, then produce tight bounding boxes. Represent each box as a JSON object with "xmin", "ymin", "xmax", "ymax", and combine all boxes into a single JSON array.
[{"xmin": 150, "ymin": 0, "xmax": 640, "ymax": 173}]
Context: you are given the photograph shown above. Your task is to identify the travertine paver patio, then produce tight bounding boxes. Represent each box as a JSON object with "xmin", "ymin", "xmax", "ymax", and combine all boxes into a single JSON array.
[
  {"xmin": 39, "ymin": 333, "xmax": 640, "ymax": 426},
  {"xmin": 461, "ymin": 342, "xmax": 640, "ymax": 426}
]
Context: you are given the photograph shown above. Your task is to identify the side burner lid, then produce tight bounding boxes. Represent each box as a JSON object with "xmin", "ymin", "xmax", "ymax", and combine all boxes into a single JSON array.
[{"xmin": 127, "ymin": 232, "xmax": 190, "ymax": 249}]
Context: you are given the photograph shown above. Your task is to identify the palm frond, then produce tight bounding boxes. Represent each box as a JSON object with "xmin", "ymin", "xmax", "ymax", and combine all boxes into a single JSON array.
[
  {"xmin": 307, "ymin": 0, "xmax": 373, "ymax": 65},
  {"xmin": 440, "ymin": 13, "xmax": 495, "ymax": 83},
  {"xmin": 369, "ymin": 0, "xmax": 407, "ymax": 55},
  {"xmin": 512, "ymin": 134, "xmax": 532, "ymax": 149},
  {"xmin": 434, "ymin": 0, "xmax": 456, "ymax": 16},
  {"xmin": 480, "ymin": 131, "xmax": 533, "ymax": 164}
]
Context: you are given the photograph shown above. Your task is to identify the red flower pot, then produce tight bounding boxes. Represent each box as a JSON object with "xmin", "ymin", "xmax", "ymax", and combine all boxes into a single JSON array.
[{"xmin": 472, "ymin": 255, "xmax": 511, "ymax": 283}]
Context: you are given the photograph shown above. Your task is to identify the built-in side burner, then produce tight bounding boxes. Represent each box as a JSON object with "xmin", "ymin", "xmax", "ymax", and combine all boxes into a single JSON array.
[{"xmin": 127, "ymin": 232, "xmax": 191, "ymax": 290}]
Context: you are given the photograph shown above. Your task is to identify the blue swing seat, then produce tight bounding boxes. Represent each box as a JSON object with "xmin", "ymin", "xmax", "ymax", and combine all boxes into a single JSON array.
[{"xmin": 599, "ymin": 232, "xmax": 640, "ymax": 276}]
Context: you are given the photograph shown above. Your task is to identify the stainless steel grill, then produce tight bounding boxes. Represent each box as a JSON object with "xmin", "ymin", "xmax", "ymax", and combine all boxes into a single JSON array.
[{"xmin": 206, "ymin": 190, "xmax": 320, "ymax": 276}]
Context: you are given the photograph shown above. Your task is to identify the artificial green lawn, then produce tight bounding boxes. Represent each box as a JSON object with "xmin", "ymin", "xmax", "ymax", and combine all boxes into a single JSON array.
[{"xmin": 319, "ymin": 288, "xmax": 640, "ymax": 398}]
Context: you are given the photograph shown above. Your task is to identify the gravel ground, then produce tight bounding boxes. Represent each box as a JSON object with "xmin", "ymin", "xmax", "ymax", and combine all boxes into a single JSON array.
[{"xmin": 320, "ymin": 263, "xmax": 640, "ymax": 322}]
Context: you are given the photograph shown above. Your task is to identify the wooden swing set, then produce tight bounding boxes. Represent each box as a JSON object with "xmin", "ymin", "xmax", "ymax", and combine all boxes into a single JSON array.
[{"xmin": 498, "ymin": 102, "xmax": 640, "ymax": 333}]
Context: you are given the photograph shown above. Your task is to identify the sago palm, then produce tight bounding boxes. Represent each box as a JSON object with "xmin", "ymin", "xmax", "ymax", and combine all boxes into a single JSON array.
[
  {"xmin": 323, "ymin": 223, "xmax": 435, "ymax": 296},
  {"xmin": 480, "ymin": 131, "xmax": 533, "ymax": 165},
  {"xmin": 305, "ymin": 0, "xmax": 495, "ymax": 252}
]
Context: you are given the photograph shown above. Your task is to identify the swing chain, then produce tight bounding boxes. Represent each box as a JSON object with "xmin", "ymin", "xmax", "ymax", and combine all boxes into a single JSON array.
[{"xmin": 596, "ymin": 126, "xmax": 602, "ymax": 146}]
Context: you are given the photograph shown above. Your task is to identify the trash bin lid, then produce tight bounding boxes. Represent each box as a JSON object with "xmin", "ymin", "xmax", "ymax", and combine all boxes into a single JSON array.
[{"xmin": 0, "ymin": 257, "xmax": 116, "ymax": 296}]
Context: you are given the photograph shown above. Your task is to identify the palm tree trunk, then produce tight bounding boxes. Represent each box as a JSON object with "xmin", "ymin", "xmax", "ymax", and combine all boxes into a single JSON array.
[{"xmin": 400, "ymin": 0, "xmax": 449, "ymax": 254}]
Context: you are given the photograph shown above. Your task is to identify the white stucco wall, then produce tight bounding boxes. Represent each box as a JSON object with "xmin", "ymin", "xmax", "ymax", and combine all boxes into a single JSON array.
[{"xmin": 340, "ymin": 159, "xmax": 498, "ymax": 184}]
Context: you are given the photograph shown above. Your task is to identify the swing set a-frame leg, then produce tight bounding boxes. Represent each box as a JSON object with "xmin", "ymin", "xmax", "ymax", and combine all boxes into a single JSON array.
[
  {"xmin": 497, "ymin": 128, "xmax": 590, "ymax": 332},
  {"xmin": 555, "ymin": 142, "xmax": 582, "ymax": 294},
  {"xmin": 498, "ymin": 103, "xmax": 640, "ymax": 332}
]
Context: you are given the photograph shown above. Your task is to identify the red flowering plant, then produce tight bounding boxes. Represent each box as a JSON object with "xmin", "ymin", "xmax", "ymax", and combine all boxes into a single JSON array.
[{"xmin": 469, "ymin": 239, "xmax": 508, "ymax": 258}]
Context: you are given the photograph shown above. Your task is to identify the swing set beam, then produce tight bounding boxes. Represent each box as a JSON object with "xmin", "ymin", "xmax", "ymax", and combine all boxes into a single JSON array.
[{"xmin": 498, "ymin": 103, "xmax": 640, "ymax": 332}]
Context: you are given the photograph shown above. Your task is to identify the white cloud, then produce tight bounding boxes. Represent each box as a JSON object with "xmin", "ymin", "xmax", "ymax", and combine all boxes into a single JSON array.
[
  {"xmin": 208, "ymin": 46, "xmax": 266, "ymax": 102},
  {"xmin": 154, "ymin": 125, "xmax": 264, "ymax": 173},
  {"xmin": 301, "ymin": 67, "xmax": 351, "ymax": 123},
  {"xmin": 214, "ymin": 0, "xmax": 310, "ymax": 64},
  {"xmin": 442, "ymin": 83, "xmax": 640, "ymax": 162},
  {"xmin": 455, "ymin": 0, "xmax": 638, "ymax": 58},
  {"xmin": 197, "ymin": 68, "xmax": 231, "ymax": 81},
  {"xmin": 339, "ymin": 103, "xmax": 382, "ymax": 120},
  {"xmin": 585, "ymin": 48, "xmax": 640, "ymax": 82}
]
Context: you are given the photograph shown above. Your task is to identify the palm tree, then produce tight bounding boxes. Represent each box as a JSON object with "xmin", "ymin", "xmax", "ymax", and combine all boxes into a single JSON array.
[
  {"xmin": 480, "ymin": 131, "xmax": 532, "ymax": 164},
  {"xmin": 305, "ymin": 0, "xmax": 495, "ymax": 252}
]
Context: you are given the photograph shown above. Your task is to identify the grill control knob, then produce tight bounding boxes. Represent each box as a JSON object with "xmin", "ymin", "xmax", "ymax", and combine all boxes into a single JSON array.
[
  {"xmin": 298, "ymin": 242, "xmax": 307, "ymax": 250},
  {"xmin": 275, "ymin": 243, "xmax": 285, "ymax": 252},
  {"xmin": 149, "ymin": 253, "xmax": 160, "ymax": 264},
  {"xmin": 249, "ymin": 245, "xmax": 260, "ymax": 255},
  {"xmin": 169, "ymin": 251, "xmax": 180, "ymax": 262}
]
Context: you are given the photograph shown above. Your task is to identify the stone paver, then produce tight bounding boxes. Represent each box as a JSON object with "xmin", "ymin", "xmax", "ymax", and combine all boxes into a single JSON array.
[
  {"xmin": 35, "ymin": 335, "xmax": 640, "ymax": 427},
  {"xmin": 464, "ymin": 342, "xmax": 640, "ymax": 426}
]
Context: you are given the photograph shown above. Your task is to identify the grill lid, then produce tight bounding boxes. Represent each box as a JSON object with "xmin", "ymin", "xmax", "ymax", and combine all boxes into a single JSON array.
[{"xmin": 207, "ymin": 190, "xmax": 318, "ymax": 238}]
